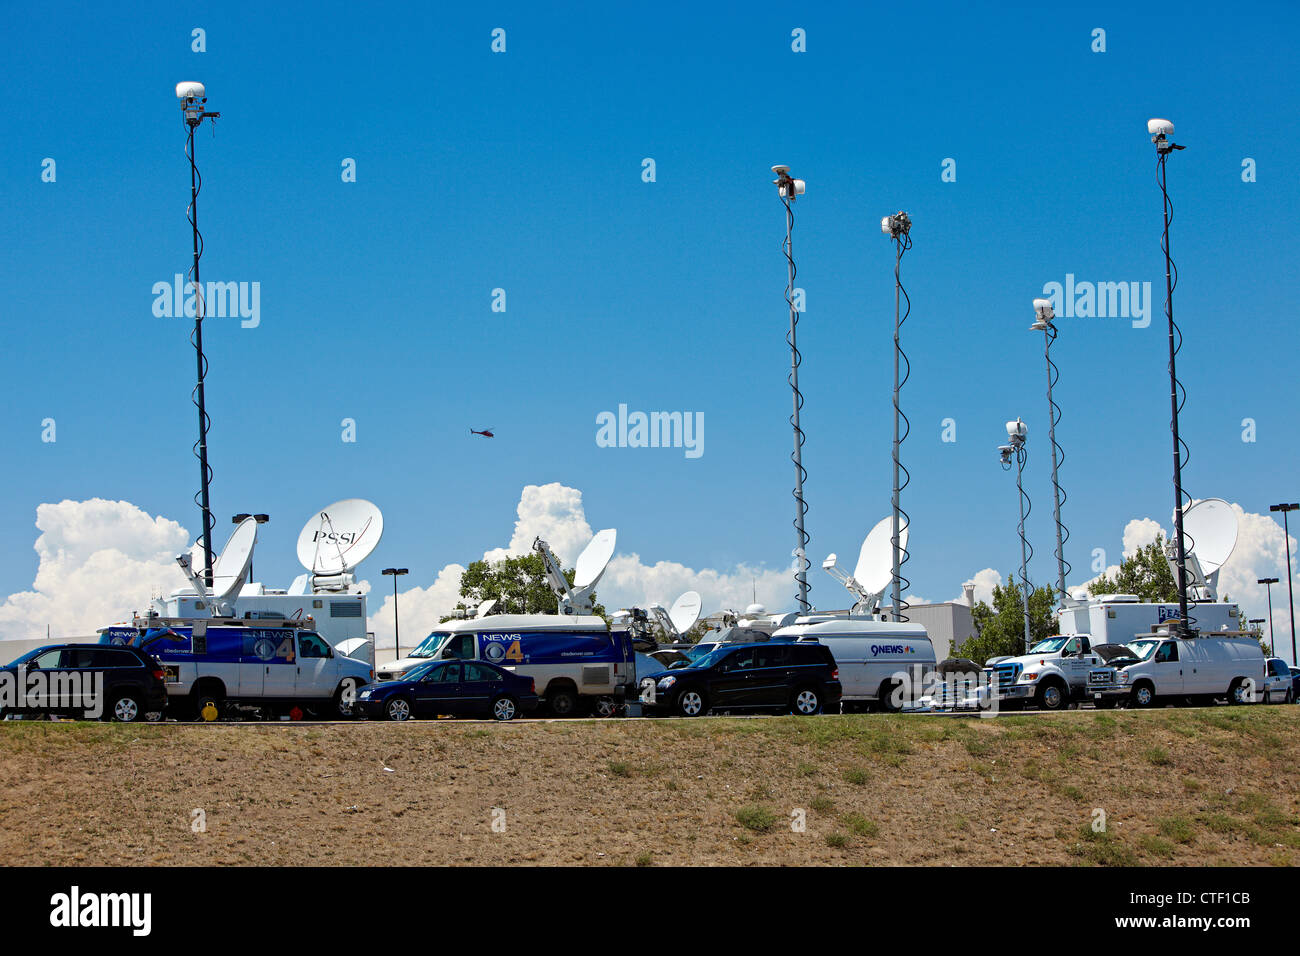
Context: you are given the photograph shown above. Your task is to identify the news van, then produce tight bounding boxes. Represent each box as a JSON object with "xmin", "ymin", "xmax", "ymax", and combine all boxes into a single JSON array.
[
  {"xmin": 1087, "ymin": 629, "xmax": 1267, "ymax": 707},
  {"xmin": 379, "ymin": 614, "xmax": 636, "ymax": 716},
  {"xmin": 773, "ymin": 619, "xmax": 936, "ymax": 711},
  {"xmin": 99, "ymin": 614, "xmax": 373, "ymax": 720}
]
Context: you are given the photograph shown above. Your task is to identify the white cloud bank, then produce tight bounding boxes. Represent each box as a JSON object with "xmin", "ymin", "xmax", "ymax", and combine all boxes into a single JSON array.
[{"xmin": 0, "ymin": 499, "xmax": 191, "ymax": 641}]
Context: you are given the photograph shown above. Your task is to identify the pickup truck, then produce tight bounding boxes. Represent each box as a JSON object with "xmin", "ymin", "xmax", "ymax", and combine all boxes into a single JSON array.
[{"xmin": 979, "ymin": 634, "xmax": 1115, "ymax": 711}]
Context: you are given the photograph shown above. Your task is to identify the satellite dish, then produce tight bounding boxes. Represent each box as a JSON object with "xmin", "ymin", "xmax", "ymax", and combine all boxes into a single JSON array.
[
  {"xmin": 573, "ymin": 529, "xmax": 616, "ymax": 589},
  {"xmin": 296, "ymin": 499, "xmax": 384, "ymax": 575},
  {"xmin": 211, "ymin": 516, "xmax": 258, "ymax": 602},
  {"xmin": 335, "ymin": 637, "xmax": 369, "ymax": 659},
  {"xmin": 855, "ymin": 517, "xmax": 908, "ymax": 596},
  {"xmin": 668, "ymin": 591, "xmax": 702, "ymax": 635},
  {"xmin": 476, "ymin": 598, "xmax": 498, "ymax": 618},
  {"xmin": 1180, "ymin": 498, "xmax": 1238, "ymax": 573}
]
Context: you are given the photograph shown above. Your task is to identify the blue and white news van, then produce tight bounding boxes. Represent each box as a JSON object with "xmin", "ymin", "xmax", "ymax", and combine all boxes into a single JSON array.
[
  {"xmin": 774, "ymin": 618, "xmax": 936, "ymax": 711},
  {"xmin": 378, "ymin": 614, "xmax": 636, "ymax": 717},
  {"xmin": 99, "ymin": 614, "xmax": 373, "ymax": 720}
]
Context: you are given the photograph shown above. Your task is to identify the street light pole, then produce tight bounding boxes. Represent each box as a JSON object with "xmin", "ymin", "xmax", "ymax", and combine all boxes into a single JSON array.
[
  {"xmin": 1269, "ymin": 503, "xmax": 1298, "ymax": 664},
  {"xmin": 1257, "ymin": 577, "xmax": 1279, "ymax": 657},
  {"xmin": 382, "ymin": 568, "xmax": 409, "ymax": 659}
]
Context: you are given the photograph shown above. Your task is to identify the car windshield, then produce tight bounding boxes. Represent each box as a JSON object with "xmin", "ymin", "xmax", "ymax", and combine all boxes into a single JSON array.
[
  {"xmin": 1028, "ymin": 637, "xmax": 1070, "ymax": 654},
  {"xmin": 408, "ymin": 632, "xmax": 451, "ymax": 659},
  {"xmin": 6, "ymin": 646, "xmax": 49, "ymax": 666},
  {"xmin": 684, "ymin": 644, "xmax": 715, "ymax": 661},
  {"xmin": 690, "ymin": 647, "xmax": 737, "ymax": 670},
  {"xmin": 1123, "ymin": 639, "xmax": 1161, "ymax": 661},
  {"xmin": 398, "ymin": 662, "xmax": 439, "ymax": 682}
]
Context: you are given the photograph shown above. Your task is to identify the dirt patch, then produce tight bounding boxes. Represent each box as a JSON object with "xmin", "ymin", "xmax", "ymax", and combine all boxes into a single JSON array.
[{"xmin": 0, "ymin": 709, "xmax": 1296, "ymax": 866}]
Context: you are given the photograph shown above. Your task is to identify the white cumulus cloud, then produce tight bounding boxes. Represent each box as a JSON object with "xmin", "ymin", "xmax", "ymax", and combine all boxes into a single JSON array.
[{"xmin": 0, "ymin": 499, "xmax": 191, "ymax": 642}]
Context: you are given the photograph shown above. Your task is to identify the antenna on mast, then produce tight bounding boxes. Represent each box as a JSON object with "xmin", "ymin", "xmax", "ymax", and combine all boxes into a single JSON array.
[{"xmin": 882, "ymin": 211, "xmax": 913, "ymax": 623}]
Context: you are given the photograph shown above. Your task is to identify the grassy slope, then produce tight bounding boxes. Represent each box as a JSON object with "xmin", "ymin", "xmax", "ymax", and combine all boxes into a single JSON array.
[{"xmin": 0, "ymin": 708, "xmax": 1296, "ymax": 866}]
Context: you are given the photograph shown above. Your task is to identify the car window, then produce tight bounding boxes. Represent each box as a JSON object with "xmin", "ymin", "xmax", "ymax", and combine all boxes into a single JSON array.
[
  {"xmin": 1155, "ymin": 642, "xmax": 1178, "ymax": 663},
  {"xmin": 754, "ymin": 646, "xmax": 789, "ymax": 668},
  {"xmin": 424, "ymin": 663, "xmax": 461, "ymax": 683},
  {"xmin": 719, "ymin": 649, "xmax": 754, "ymax": 673},
  {"xmin": 30, "ymin": 649, "xmax": 65, "ymax": 669},
  {"xmin": 298, "ymin": 633, "xmax": 331, "ymax": 659},
  {"xmin": 442, "ymin": 635, "xmax": 475, "ymax": 660},
  {"xmin": 63, "ymin": 647, "xmax": 99, "ymax": 669},
  {"xmin": 463, "ymin": 663, "xmax": 497, "ymax": 682}
]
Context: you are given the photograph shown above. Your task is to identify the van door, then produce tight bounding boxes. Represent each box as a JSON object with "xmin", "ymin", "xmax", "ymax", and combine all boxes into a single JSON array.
[
  {"xmin": 295, "ymin": 632, "xmax": 335, "ymax": 700},
  {"xmin": 440, "ymin": 633, "xmax": 477, "ymax": 661},
  {"xmin": 1151, "ymin": 640, "xmax": 1185, "ymax": 696},
  {"xmin": 260, "ymin": 631, "xmax": 298, "ymax": 700}
]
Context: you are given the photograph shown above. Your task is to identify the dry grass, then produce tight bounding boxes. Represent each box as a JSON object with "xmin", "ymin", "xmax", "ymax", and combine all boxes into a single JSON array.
[{"xmin": 0, "ymin": 707, "xmax": 1296, "ymax": 866}]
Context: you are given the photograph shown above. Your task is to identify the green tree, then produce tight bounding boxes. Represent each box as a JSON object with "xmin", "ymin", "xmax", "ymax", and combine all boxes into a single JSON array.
[
  {"xmin": 445, "ymin": 552, "xmax": 606, "ymax": 621},
  {"xmin": 1087, "ymin": 535, "xmax": 1177, "ymax": 603},
  {"xmin": 955, "ymin": 575, "xmax": 1058, "ymax": 665}
]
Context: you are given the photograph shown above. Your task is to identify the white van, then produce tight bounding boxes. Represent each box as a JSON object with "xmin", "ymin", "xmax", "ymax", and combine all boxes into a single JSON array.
[
  {"xmin": 1090, "ymin": 633, "xmax": 1266, "ymax": 707},
  {"xmin": 773, "ymin": 619, "xmax": 935, "ymax": 711}
]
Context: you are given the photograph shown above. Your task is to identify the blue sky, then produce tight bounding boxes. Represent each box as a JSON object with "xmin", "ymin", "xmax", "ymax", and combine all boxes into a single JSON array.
[{"xmin": 2, "ymin": 1, "xmax": 1298, "ymax": 643}]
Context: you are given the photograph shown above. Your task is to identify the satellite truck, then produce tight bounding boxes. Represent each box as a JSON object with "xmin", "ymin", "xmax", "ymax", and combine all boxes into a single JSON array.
[
  {"xmin": 376, "ymin": 529, "xmax": 637, "ymax": 717},
  {"xmin": 98, "ymin": 503, "xmax": 379, "ymax": 720},
  {"xmin": 967, "ymin": 498, "xmax": 1257, "ymax": 711}
]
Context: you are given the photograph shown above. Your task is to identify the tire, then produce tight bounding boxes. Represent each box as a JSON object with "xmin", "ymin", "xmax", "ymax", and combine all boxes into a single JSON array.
[
  {"xmin": 1035, "ymin": 681, "xmax": 1068, "ymax": 711},
  {"xmin": 491, "ymin": 695, "xmax": 518, "ymax": 721},
  {"xmin": 1130, "ymin": 682, "xmax": 1156, "ymax": 708},
  {"xmin": 333, "ymin": 678, "xmax": 362, "ymax": 719},
  {"xmin": 384, "ymin": 696, "xmax": 413, "ymax": 721},
  {"xmin": 877, "ymin": 680, "xmax": 902, "ymax": 713},
  {"xmin": 1228, "ymin": 678, "xmax": 1252, "ymax": 705},
  {"xmin": 547, "ymin": 687, "xmax": 579, "ymax": 717},
  {"xmin": 675, "ymin": 688, "xmax": 707, "ymax": 717},
  {"xmin": 109, "ymin": 692, "xmax": 144, "ymax": 723},
  {"xmin": 791, "ymin": 686, "xmax": 821, "ymax": 716},
  {"xmin": 193, "ymin": 691, "xmax": 223, "ymax": 722},
  {"xmin": 1286, "ymin": 688, "xmax": 1295, "ymax": 705}
]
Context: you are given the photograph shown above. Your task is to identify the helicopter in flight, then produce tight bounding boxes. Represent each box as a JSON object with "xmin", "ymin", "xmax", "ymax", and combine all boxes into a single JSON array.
[{"xmin": 470, "ymin": 427, "xmax": 495, "ymax": 438}]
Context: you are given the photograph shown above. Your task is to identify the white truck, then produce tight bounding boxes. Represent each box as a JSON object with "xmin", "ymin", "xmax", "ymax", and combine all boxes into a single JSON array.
[
  {"xmin": 1085, "ymin": 629, "xmax": 1267, "ymax": 707},
  {"xmin": 980, "ymin": 634, "xmax": 1110, "ymax": 711}
]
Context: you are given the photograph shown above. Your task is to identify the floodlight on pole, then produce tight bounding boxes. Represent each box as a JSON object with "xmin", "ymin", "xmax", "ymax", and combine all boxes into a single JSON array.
[
  {"xmin": 772, "ymin": 164, "xmax": 810, "ymax": 613},
  {"xmin": 883, "ymin": 212, "xmax": 912, "ymax": 624},
  {"xmin": 177, "ymin": 81, "xmax": 221, "ymax": 589},
  {"xmin": 999, "ymin": 418, "xmax": 1033, "ymax": 653},
  {"xmin": 1030, "ymin": 299, "xmax": 1070, "ymax": 608}
]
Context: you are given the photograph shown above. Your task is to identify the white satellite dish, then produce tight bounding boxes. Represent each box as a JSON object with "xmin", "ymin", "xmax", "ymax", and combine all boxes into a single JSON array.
[
  {"xmin": 573, "ymin": 528, "xmax": 617, "ymax": 589},
  {"xmin": 1180, "ymin": 498, "xmax": 1238, "ymax": 573},
  {"xmin": 668, "ymin": 590, "xmax": 702, "ymax": 635},
  {"xmin": 211, "ymin": 516, "xmax": 258, "ymax": 602},
  {"xmin": 296, "ymin": 499, "xmax": 384, "ymax": 576},
  {"xmin": 335, "ymin": 636, "xmax": 369, "ymax": 659},
  {"xmin": 476, "ymin": 598, "xmax": 498, "ymax": 619},
  {"xmin": 855, "ymin": 516, "xmax": 908, "ymax": 596}
]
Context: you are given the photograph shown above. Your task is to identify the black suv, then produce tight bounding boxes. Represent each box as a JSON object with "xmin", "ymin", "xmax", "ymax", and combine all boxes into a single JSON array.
[
  {"xmin": 640, "ymin": 641, "xmax": 841, "ymax": 717},
  {"xmin": 0, "ymin": 644, "xmax": 168, "ymax": 722}
]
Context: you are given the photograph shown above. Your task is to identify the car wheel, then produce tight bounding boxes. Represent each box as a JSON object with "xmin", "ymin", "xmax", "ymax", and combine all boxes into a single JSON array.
[
  {"xmin": 109, "ymin": 692, "xmax": 143, "ymax": 723},
  {"xmin": 676, "ymin": 688, "xmax": 706, "ymax": 717},
  {"xmin": 491, "ymin": 695, "xmax": 518, "ymax": 721},
  {"xmin": 792, "ymin": 686, "xmax": 821, "ymax": 716},
  {"xmin": 547, "ymin": 688, "xmax": 579, "ymax": 717},
  {"xmin": 333, "ymin": 678, "xmax": 362, "ymax": 718},
  {"xmin": 384, "ymin": 696, "xmax": 413, "ymax": 721},
  {"xmin": 877, "ymin": 680, "xmax": 902, "ymax": 713},
  {"xmin": 1035, "ymin": 682, "xmax": 1067, "ymax": 711},
  {"xmin": 1130, "ymin": 682, "xmax": 1155, "ymax": 708},
  {"xmin": 1287, "ymin": 688, "xmax": 1295, "ymax": 705},
  {"xmin": 1228, "ymin": 678, "xmax": 1251, "ymax": 705}
]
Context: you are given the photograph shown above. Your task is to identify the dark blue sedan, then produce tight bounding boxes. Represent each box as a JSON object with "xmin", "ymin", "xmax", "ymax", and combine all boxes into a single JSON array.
[{"xmin": 356, "ymin": 659, "xmax": 539, "ymax": 721}]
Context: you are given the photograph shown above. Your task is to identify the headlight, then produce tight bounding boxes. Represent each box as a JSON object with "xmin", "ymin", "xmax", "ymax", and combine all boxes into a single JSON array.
[
  {"xmin": 1119, "ymin": 672, "xmax": 1130, "ymax": 684},
  {"xmin": 1020, "ymin": 672, "xmax": 1038, "ymax": 682},
  {"xmin": 359, "ymin": 690, "xmax": 371, "ymax": 699},
  {"xmin": 657, "ymin": 676, "xmax": 677, "ymax": 689}
]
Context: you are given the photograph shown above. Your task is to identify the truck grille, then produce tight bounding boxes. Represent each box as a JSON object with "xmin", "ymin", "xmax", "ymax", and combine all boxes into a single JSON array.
[
  {"xmin": 1088, "ymin": 669, "xmax": 1114, "ymax": 686},
  {"xmin": 991, "ymin": 662, "xmax": 1020, "ymax": 689}
]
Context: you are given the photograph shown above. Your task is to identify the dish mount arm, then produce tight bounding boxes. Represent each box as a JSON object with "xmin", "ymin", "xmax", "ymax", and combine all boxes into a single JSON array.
[
  {"xmin": 533, "ymin": 536, "xmax": 593, "ymax": 615},
  {"xmin": 822, "ymin": 554, "xmax": 883, "ymax": 616}
]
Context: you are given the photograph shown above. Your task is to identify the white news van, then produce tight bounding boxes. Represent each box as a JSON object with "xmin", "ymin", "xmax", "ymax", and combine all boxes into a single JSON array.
[
  {"xmin": 1087, "ymin": 629, "xmax": 1266, "ymax": 706},
  {"xmin": 772, "ymin": 619, "xmax": 936, "ymax": 711}
]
